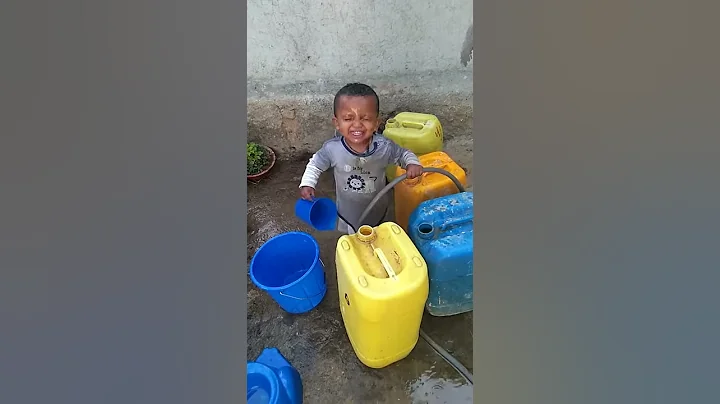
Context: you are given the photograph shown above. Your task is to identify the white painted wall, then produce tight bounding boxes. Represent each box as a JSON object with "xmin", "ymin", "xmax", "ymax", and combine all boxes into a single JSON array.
[{"xmin": 247, "ymin": 0, "xmax": 473, "ymax": 84}]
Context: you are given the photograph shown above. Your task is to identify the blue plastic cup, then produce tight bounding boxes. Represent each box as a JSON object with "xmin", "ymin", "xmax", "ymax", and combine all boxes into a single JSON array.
[{"xmin": 294, "ymin": 197, "xmax": 337, "ymax": 231}]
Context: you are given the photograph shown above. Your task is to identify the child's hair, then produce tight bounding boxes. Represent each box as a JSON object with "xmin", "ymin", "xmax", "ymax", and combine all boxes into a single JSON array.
[{"xmin": 333, "ymin": 83, "xmax": 380, "ymax": 117}]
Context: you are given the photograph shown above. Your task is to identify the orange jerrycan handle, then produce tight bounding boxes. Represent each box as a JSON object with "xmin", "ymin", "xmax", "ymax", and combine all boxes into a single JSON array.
[
  {"xmin": 423, "ymin": 163, "xmax": 451, "ymax": 176},
  {"xmin": 419, "ymin": 153, "xmax": 455, "ymax": 176}
]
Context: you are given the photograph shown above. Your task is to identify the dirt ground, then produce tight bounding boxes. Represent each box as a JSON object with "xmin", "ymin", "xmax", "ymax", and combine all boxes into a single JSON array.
[{"xmin": 247, "ymin": 138, "xmax": 473, "ymax": 403}]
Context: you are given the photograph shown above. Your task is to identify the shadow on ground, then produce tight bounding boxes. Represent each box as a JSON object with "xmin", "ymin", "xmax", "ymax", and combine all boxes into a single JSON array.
[{"xmin": 247, "ymin": 139, "xmax": 473, "ymax": 403}]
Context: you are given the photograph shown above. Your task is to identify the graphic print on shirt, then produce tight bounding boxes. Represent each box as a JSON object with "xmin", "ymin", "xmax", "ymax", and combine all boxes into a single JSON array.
[
  {"xmin": 341, "ymin": 161, "xmax": 377, "ymax": 194},
  {"xmin": 346, "ymin": 174, "xmax": 365, "ymax": 192}
]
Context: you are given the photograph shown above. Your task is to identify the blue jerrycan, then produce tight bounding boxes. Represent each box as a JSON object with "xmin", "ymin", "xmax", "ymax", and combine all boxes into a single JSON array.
[{"xmin": 408, "ymin": 192, "xmax": 474, "ymax": 316}]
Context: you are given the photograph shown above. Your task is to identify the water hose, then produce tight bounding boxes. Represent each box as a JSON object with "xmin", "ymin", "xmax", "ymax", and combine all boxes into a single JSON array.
[
  {"xmin": 340, "ymin": 167, "xmax": 474, "ymax": 385},
  {"xmin": 356, "ymin": 167, "xmax": 466, "ymax": 228},
  {"xmin": 420, "ymin": 328, "xmax": 474, "ymax": 385}
]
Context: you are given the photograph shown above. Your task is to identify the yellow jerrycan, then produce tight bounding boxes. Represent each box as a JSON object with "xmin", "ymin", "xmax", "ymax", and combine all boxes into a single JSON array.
[
  {"xmin": 336, "ymin": 223, "xmax": 429, "ymax": 369},
  {"xmin": 394, "ymin": 151, "xmax": 468, "ymax": 231},
  {"xmin": 383, "ymin": 112, "xmax": 443, "ymax": 181}
]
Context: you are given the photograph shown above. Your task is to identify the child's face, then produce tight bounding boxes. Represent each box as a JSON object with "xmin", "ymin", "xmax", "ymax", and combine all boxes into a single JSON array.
[{"xmin": 333, "ymin": 95, "xmax": 380, "ymax": 149}]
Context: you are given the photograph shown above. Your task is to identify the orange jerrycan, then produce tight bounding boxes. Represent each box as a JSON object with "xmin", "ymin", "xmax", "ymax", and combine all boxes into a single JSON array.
[
  {"xmin": 336, "ymin": 223, "xmax": 429, "ymax": 368},
  {"xmin": 394, "ymin": 151, "xmax": 467, "ymax": 231},
  {"xmin": 383, "ymin": 112, "xmax": 443, "ymax": 181}
]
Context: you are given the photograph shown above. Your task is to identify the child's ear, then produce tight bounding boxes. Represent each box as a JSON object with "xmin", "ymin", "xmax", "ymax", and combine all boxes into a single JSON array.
[{"xmin": 332, "ymin": 116, "xmax": 340, "ymax": 130}]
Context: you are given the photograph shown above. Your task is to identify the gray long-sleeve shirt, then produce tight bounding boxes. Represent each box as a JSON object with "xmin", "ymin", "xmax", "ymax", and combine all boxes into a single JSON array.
[{"xmin": 299, "ymin": 133, "xmax": 421, "ymax": 233}]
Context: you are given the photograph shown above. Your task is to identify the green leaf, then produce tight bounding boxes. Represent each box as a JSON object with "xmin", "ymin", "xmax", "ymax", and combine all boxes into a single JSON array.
[{"xmin": 247, "ymin": 142, "xmax": 269, "ymax": 175}]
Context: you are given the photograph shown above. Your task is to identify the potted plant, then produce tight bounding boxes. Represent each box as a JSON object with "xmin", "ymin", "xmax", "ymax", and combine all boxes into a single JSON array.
[{"xmin": 247, "ymin": 142, "xmax": 276, "ymax": 182}]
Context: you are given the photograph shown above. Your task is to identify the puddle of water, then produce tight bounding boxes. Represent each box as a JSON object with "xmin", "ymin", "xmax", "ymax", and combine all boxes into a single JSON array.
[{"xmin": 407, "ymin": 366, "xmax": 473, "ymax": 404}]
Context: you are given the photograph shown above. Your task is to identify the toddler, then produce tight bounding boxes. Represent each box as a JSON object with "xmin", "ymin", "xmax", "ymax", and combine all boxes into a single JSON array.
[{"xmin": 299, "ymin": 83, "xmax": 423, "ymax": 234}]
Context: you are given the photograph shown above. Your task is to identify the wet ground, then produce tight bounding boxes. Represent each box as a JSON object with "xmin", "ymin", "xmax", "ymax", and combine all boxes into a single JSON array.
[{"xmin": 247, "ymin": 138, "xmax": 473, "ymax": 403}]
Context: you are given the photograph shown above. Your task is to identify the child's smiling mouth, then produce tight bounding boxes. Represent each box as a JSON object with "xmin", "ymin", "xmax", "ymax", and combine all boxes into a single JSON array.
[{"xmin": 349, "ymin": 130, "xmax": 365, "ymax": 139}]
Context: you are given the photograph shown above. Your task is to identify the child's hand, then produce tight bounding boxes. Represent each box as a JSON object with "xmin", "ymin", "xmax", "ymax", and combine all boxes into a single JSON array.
[
  {"xmin": 405, "ymin": 164, "xmax": 424, "ymax": 179},
  {"xmin": 299, "ymin": 186, "xmax": 315, "ymax": 201}
]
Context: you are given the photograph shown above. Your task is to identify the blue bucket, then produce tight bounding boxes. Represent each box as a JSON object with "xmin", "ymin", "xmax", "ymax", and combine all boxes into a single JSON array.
[{"xmin": 250, "ymin": 232, "xmax": 327, "ymax": 314}]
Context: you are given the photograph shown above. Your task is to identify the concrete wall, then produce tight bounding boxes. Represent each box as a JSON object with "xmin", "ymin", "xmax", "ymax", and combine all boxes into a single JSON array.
[{"xmin": 247, "ymin": 0, "xmax": 474, "ymax": 157}]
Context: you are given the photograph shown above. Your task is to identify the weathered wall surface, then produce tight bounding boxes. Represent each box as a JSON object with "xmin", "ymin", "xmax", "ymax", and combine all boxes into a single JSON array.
[{"xmin": 247, "ymin": 0, "xmax": 473, "ymax": 158}]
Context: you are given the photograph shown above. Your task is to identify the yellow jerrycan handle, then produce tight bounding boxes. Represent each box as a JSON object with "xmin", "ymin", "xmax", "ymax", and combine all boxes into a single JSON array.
[
  {"xmin": 386, "ymin": 118, "xmax": 425, "ymax": 130},
  {"xmin": 373, "ymin": 247, "xmax": 398, "ymax": 281},
  {"xmin": 400, "ymin": 121, "xmax": 424, "ymax": 130}
]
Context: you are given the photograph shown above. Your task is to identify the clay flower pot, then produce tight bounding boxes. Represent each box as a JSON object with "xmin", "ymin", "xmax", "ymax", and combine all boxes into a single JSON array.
[{"xmin": 247, "ymin": 144, "xmax": 276, "ymax": 182}]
